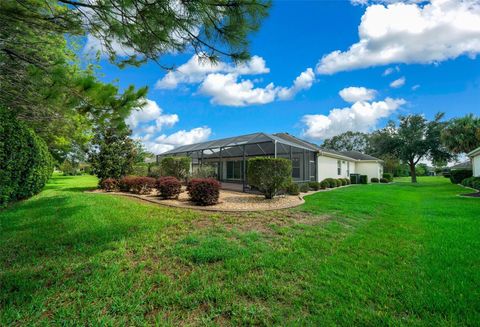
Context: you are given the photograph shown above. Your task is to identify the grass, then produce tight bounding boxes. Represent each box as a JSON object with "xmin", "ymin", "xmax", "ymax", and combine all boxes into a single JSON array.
[{"xmin": 1, "ymin": 174, "xmax": 479, "ymax": 325}]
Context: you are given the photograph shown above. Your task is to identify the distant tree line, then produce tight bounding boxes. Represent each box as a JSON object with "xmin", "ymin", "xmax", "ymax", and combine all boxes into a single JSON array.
[{"xmin": 321, "ymin": 113, "xmax": 480, "ymax": 183}]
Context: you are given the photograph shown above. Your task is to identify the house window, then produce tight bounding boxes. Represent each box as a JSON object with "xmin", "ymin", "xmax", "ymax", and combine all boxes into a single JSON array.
[
  {"xmin": 347, "ymin": 161, "xmax": 350, "ymax": 176},
  {"xmin": 292, "ymin": 157, "xmax": 301, "ymax": 179},
  {"xmin": 226, "ymin": 161, "xmax": 242, "ymax": 180},
  {"xmin": 337, "ymin": 160, "xmax": 341, "ymax": 175}
]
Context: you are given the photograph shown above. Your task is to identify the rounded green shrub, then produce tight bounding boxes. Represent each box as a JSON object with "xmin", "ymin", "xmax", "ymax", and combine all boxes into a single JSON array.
[
  {"xmin": 299, "ymin": 183, "xmax": 310, "ymax": 193},
  {"xmin": 380, "ymin": 178, "xmax": 389, "ymax": 183},
  {"xmin": 450, "ymin": 169, "xmax": 473, "ymax": 184},
  {"xmin": 337, "ymin": 179, "xmax": 346, "ymax": 186},
  {"xmin": 247, "ymin": 157, "xmax": 292, "ymax": 199},
  {"xmin": 308, "ymin": 181, "xmax": 320, "ymax": 191},
  {"xmin": 285, "ymin": 182, "xmax": 300, "ymax": 195},
  {"xmin": 371, "ymin": 177, "xmax": 379, "ymax": 183},
  {"xmin": 320, "ymin": 181, "xmax": 329, "ymax": 189},
  {"xmin": 382, "ymin": 173, "xmax": 393, "ymax": 182},
  {"xmin": 159, "ymin": 157, "xmax": 191, "ymax": 181},
  {"xmin": 0, "ymin": 108, "xmax": 53, "ymax": 207}
]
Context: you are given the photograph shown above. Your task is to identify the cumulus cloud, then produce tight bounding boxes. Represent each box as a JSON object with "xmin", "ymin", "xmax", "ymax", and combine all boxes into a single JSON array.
[
  {"xmin": 197, "ymin": 67, "xmax": 315, "ymax": 106},
  {"xmin": 390, "ymin": 76, "xmax": 406, "ymax": 88},
  {"xmin": 126, "ymin": 99, "xmax": 179, "ymax": 135},
  {"xmin": 302, "ymin": 97, "xmax": 406, "ymax": 140},
  {"xmin": 125, "ymin": 99, "xmax": 211, "ymax": 154},
  {"xmin": 144, "ymin": 127, "xmax": 212, "ymax": 154},
  {"xmin": 198, "ymin": 73, "xmax": 277, "ymax": 106},
  {"xmin": 156, "ymin": 54, "xmax": 314, "ymax": 106},
  {"xmin": 317, "ymin": 0, "xmax": 480, "ymax": 74},
  {"xmin": 155, "ymin": 54, "xmax": 269, "ymax": 89},
  {"xmin": 339, "ymin": 86, "xmax": 377, "ymax": 103},
  {"xmin": 277, "ymin": 68, "xmax": 315, "ymax": 100}
]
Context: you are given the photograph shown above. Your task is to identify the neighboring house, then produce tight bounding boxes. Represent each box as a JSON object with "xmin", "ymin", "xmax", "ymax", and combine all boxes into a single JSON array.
[
  {"xmin": 468, "ymin": 147, "xmax": 480, "ymax": 177},
  {"xmin": 449, "ymin": 161, "xmax": 472, "ymax": 171},
  {"xmin": 157, "ymin": 132, "xmax": 383, "ymax": 191}
]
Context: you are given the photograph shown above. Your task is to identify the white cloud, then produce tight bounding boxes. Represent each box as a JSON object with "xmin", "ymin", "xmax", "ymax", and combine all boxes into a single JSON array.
[
  {"xmin": 84, "ymin": 34, "xmax": 137, "ymax": 58},
  {"xmin": 198, "ymin": 67, "xmax": 315, "ymax": 106},
  {"xmin": 302, "ymin": 97, "xmax": 406, "ymax": 140},
  {"xmin": 156, "ymin": 54, "xmax": 314, "ymax": 106},
  {"xmin": 198, "ymin": 73, "xmax": 277, "ymax": 106},
  {"xmin": 277, "ymin": 68, "xmax": 315, "ymax": 100},
  {"xmin": 317, "ymin": 0, "xmax": 480, "ymax": 74},
  {"xmin": 412, "ymin": 84, "xmax": 421, "ymax": 90},
  {"xmin": 383, "ymin": 66, "xmax": 400, "ymax": 76},
  {"xmin": 144, "ymin": 127, "xmax": 212, "ymax": 154},
  {"xmin": 339, "ymin": 86, "xmax": 377, "ymax": 103},
  {"xmin": 155, "ymin": 54, "xmax": 269, "ymax": 89},
  {"xmin": 390, "ymin": 76, "xmax": 406, "ymax": 88},
  {"xmin": 126, "ymin": 99, "xmax": 179, "ymax": 136}
]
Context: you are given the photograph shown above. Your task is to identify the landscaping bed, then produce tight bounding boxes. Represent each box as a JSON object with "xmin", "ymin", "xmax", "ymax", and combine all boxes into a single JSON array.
[{"xmin": 91, "ymin": 187, "xmax": 305, "ymax": 211}]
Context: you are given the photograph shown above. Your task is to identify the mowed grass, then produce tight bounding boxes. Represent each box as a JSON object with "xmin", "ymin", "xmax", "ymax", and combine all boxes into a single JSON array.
[{"xmin": 0, "ymin": 174, "xmax": 479, "ymax": 325}]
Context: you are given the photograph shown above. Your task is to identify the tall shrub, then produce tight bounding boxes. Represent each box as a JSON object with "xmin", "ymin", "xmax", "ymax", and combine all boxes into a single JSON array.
[
  {"xmin": 450, "ymin": 169, "xmax": 473, "ymax": 184},
  {"xmin": 159, "ymin": 157, "xmax": 191, "ymax": 181},
  {"xmin": 0, "ymin": 108, "xmax": 53, "ymax": 207},
  {"xmin": 247, "ymin": 157, "xmax": 292, "ymax": 199},
  {"xmin": 89, "ymin": 127, "xmax": 137, "ymax": 182}
]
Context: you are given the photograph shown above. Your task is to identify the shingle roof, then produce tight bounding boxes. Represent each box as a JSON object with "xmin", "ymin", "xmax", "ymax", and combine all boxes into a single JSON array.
[
  {"xmin": 338, "ymin": 150, "xmax": 381, "ymax": 161},
  {"xmin": 450, "ymin": 161, "xmax": 472, "ymax": 170}
]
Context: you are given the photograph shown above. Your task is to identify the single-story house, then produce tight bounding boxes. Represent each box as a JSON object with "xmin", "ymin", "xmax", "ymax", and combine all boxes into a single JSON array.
[
  {"xmin": 157, "ymin": 132, "xmax": 383, "ymax": 191},
  {"xmin": 449, "ymin": 161, "xmax": 472, "ymax": 171},
  {"xmin": 468, "ymin": 147, "xmax": 480, "ymax": 177}
]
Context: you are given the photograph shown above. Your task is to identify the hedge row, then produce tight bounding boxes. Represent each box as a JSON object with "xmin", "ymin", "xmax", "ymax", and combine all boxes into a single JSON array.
[
  {"xmin": 450, "ymin": 169, "xmax": 473, "ymax": 184},
  {"xmin": 461, "ymin": 177, "xmax": 480, "ymax": 191},
  {"xmin": 0, "ymin": 108, "xmax": 53, "ymax": 207},
  {"xmin": 100, "ymin": 175, "xmax": 220, "ymax": 205}
]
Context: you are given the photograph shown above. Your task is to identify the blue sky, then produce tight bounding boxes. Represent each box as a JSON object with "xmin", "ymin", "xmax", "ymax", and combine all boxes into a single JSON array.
[{"xmin": 88, "ymin": 0, "xmax": 480, "ymax": 154}]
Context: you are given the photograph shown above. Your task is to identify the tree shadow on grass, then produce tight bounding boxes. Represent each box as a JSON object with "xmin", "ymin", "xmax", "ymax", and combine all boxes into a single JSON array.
[{"xmin": 0, "ymin": 194, "xmax": 148, "ymax": 310}]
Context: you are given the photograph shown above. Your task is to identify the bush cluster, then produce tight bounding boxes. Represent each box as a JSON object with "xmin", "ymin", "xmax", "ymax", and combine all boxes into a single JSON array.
[
  {"xmin": 156, "ymin": 176, "xmax": 181, "ymax": 199},
  {"xmin": 462, "ymin": 177, "xmax": 480, "ymax": 190},
  {"xmin": 382, "ymin": 173, "xmax": 393, "ymax": 182},
  {"xmin": 299, "ymin": 183, "xmax": 310, "ymax": 193},
  {"xmin": 320, "ymin": 181, "xmax": 329, "ymax": 189},
  {"xmin": 247, "ymin": 157, "xmax": 292, "ymax": 199},
  {"xmin": 118, "ymin": 176, "xmax": 155, "ymax": 194},
  {"xmin": 159, "ymin": 157, "xmax": 191, "ymax": 181},
  {"xmin": 1, "ymin": 108, "xmax": 53, "ymax": 207},
  {"xmin": 100, "ymin": 178, "xmax": 118, "ymax": 192},
  {"xmin": 371, "ymin": 177, "xmax": 379, "ymax": 183},
  {"xmin": 308, "ymin": 181, "xmax": 320, "ymax": 191},
  {"xmin": 450, "ymin": 169, "xmax": 473, "ymax": 184},
  {"xmin": 380, "ymin": 178, "xmax": 389, "ymax": 183},
  {"xmin": 285, "ymin": 182, "xmax": 300, "ymax": 195},
  {"xmin": 188, "ymin": 178, "xmax": 220, "ymax": 205}
]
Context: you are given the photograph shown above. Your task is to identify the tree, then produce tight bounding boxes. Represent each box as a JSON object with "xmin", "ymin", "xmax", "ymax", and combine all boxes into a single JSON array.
[
  {"xmin": 322, "ymin": 131, "xmax": 370, "ymax": 152},
  {"xmin": 371, "ymin": 114, "xmax": 452, "ymax": 183},
  {"xmin": 442, "ymin": 114, "xmax": 480, "ymax": 154},
  {"xmin": 89, "ymin": 127, "xmax": 137, "ymax": 181}
]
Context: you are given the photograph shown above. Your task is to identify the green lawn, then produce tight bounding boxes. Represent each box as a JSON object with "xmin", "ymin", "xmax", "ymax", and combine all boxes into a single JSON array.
[{"xmin": 1, "ymin": 175, "xmax": 479, "ymax": 325}]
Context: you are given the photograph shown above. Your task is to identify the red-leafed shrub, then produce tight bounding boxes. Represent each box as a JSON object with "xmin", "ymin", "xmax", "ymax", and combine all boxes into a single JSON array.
[
  {"xmin": 188, "ymin": 178, "xmax": 220, "ymax": 206},
  {"xmin": 119, "ymin": 176, "xmax": 155, "ymax": 194},
  {"xmin": 156, "ymin": 176, "xmax": 181, "ymax": 199},
  {"xmin": 100, "ymin": 178, "xmax": 118, "ymax": 192}
]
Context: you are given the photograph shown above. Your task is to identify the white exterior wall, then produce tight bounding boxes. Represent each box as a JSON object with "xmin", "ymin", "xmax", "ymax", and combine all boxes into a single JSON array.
[
  {"xmin": 356, "ymin": 162, "xmax": 383, "ymax": 180},
  {"xmin": 317, "ymin": 155, "xmax": 356, "ymax": 181},
  {"xmin": 473, "ymin": 154, "xmax": 480, "ymax": 177}
]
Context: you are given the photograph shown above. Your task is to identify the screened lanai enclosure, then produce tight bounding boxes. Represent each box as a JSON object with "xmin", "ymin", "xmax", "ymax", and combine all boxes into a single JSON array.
[{"xmin": 157, "ymin": 132, "xmax": 318, "ymax": 192}]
